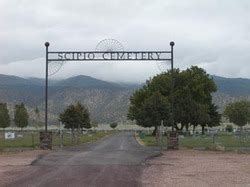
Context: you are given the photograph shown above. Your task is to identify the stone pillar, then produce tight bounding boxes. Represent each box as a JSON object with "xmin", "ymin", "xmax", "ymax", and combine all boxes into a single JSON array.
[
  {"xmin": 40, "ymin": 131, "xmax": 52, "ymax": 150},
  {"xmin": 167, "ymin": 131, "xmax": 179, "ymax": 149}
]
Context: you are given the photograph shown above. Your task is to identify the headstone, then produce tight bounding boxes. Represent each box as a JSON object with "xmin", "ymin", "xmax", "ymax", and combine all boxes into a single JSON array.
[
  {"xmin": 167, "ymin": 131, "xmax": 179, "ymax": 149},
  {"xmin": 17, "ymin": 134, "xmax": 23, "ymax": 138},
  {"xmin": 40, "ymin": 131, "xmax": 52, "ymax": 150}
]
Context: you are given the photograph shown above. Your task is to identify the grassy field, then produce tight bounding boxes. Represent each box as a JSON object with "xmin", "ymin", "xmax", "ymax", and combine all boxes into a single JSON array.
[
  {"xmin": 140, "ymin": 132, "xmax": 250, "ymax": 151},
  {"xmin": 0, "ymin": 131, "xmax": 112, "ymax": 150},
  {"xmin": 57, "ymin": 131, "xmax": 113, "ymax": 146}
]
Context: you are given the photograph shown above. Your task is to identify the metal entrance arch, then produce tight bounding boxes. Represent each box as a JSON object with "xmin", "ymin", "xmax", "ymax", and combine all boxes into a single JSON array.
[{"xmin": 43, "ymin": 40, "xmax": 175, "ymax": 134}]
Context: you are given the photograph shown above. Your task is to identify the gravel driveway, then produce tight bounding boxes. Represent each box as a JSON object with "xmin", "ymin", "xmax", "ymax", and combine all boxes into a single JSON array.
[
  {"xmin": 0, "ymin": 150, "xmax": 49, "ymax": 186},
  {"xmin": 2, "ymin": 132, "xmax": 159, "ymax": 187},
  {"xmin": 142, "ymin": 149, "xmax": 250, "ymax": 186}
]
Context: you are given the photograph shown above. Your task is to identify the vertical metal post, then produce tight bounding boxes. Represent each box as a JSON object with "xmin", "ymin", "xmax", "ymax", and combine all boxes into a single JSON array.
[
  {"xmin": 32, "ymin": 132, "xmax": 34, "ymax": 148},
  {"xmin": 170, "ymin": 41, "xmax": 175, "ymax": 131},
  {"xmin": 160, "ymin": 120, "xmax": 163, "ymax": 152},
  {"xmin": 60, "ymin": 122, "xmax": 63, "ymax": 149},
  {"xmin": 45, "ymin": 42, "xmax": 50, "ymax": 132}
]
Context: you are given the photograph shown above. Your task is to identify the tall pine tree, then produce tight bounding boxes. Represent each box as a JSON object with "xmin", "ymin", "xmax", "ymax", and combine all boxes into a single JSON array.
[
  {"xmin": 0, "ymin": 103, "xmax": 10, "ymax": 130},
  {"xmin": 14, "ymin": 103, "xmax": 29, "ymax": 130}
]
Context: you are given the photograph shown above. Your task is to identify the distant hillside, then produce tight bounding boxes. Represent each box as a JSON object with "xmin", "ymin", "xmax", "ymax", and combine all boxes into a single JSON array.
[
  {"xmin": 0, "ymin": 74, "xmax": 249, "ymax": 124},
  {"xmin": 0, "ymin": 74, "xmax": 35, "ymax": 86},
  {"xmin": 212, "ymin": 75, "xmax": 250, "ymax": 96},
  {"xmin": 0, "ymin": 74, "xmax": 137, "ymax": 124},
  {"xmin": 53, "ymin": 75, "xmax": 124, "ymax": 89}
]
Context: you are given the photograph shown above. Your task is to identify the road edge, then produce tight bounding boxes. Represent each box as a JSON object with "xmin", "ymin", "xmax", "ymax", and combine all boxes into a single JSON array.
[
  {"xmin": 134, "ymin": 132, "xmax": 145, "ymax": 146},
  {"xmin": 133, "ymin": 132, "xmax": 162, "ymax": 165}
]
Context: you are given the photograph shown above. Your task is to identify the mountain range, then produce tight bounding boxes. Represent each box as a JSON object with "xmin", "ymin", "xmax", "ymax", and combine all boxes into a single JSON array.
[{"xmin": 0, "ymin": 74, "xmax": 249, "ymax": 125}]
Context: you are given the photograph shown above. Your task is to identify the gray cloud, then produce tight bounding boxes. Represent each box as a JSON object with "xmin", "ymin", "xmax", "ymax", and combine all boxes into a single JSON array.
[{"xmin": 0, "ymin": 0, "xmax": 250, "ymax": 82}]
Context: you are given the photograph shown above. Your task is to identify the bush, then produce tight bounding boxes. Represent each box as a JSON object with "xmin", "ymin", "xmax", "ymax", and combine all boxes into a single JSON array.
[
  {"xmin": 110, "ymin": 122, "xmax": 118, "ymax": 129},
  {"xmin": 225, "ymin": 124, "xmax": 233, "ymax": 132}
]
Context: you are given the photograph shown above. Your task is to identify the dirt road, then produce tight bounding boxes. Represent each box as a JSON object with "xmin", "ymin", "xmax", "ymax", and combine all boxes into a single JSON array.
[{"xmin": 5, "ymin": 132, "xmax": 159, "ymax": 187}]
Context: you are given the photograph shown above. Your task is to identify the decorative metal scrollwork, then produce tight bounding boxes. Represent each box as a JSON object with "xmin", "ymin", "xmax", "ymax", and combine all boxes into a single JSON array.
[
  {"xmin": 95, "ymin": 39, "xmax": 124, "ymax": 52},
  {"xmin": 48, "ymin": 61, "xmax": 64, "ymax": 76}
]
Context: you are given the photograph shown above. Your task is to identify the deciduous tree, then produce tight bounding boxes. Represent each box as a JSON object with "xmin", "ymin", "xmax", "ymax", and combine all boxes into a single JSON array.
[
  {"xmin": 224, "ymin": 100, "xmax": 250, "ymax": 131},
  {"xmin": 59, "ymin": 102, "xmax": 91, "ymax": 131},
  {"xmin": 128, "ymin": 66, "xmax": 220, "ymax": 134}
]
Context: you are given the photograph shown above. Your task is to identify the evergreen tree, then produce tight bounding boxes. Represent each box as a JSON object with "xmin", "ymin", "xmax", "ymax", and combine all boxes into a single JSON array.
[
  {"xmin": 14, "ymin": 103, "xmax": 29, "ymax": 130},
  {"xmin": 0, "ymin": 103, "xmax": 10, "ymax": 130},
  {"xmin": 35, "ymin": 107, "xmax": 40, "ymax": 118},
  {"xmin": 34, "ymin": 106, "xmax": 40, "ymax": 127}
]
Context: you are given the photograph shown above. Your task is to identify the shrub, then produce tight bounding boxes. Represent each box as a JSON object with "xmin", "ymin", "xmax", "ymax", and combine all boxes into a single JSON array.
[
  {"xmin": 225, "ymin": 124, "xmax": 233, "ymax": 132},
  {"xmin": 110, "ymin": 122, "xmax": 118, "ymax": 129}
]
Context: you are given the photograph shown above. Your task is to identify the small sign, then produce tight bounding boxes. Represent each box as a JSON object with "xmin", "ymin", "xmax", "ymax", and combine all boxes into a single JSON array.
[
  {"xmin": 5, "ymin": 132, "xmax": 15, "ymax": 139},
  {"xmin": 49, "ymin": 51, "xmax": 171, "ymax": 61}
]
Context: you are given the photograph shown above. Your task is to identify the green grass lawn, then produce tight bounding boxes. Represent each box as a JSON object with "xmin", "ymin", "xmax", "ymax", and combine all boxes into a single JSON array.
[
  {"xmin": 140, "ymin": 133, "xmax": 250, "ymax": 151},
  {"xmin": 0, "ymin": 131, "xmax": 112, "ymax": 150},
  {"xmin": 180, "ymin": 134, "xmax": 250, "ymax": 150}
]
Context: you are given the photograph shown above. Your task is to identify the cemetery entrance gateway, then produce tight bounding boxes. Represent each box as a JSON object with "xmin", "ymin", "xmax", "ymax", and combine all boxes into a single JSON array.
[{"xmin": 41, "ymin": 40, "xmax": 175, "ymax": 149}]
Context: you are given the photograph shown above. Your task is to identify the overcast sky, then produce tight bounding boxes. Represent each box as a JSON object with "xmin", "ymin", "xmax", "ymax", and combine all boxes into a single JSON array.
[{"xmin": 0, "ymin": 0, "xmax": 250, "ymax": 83}]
